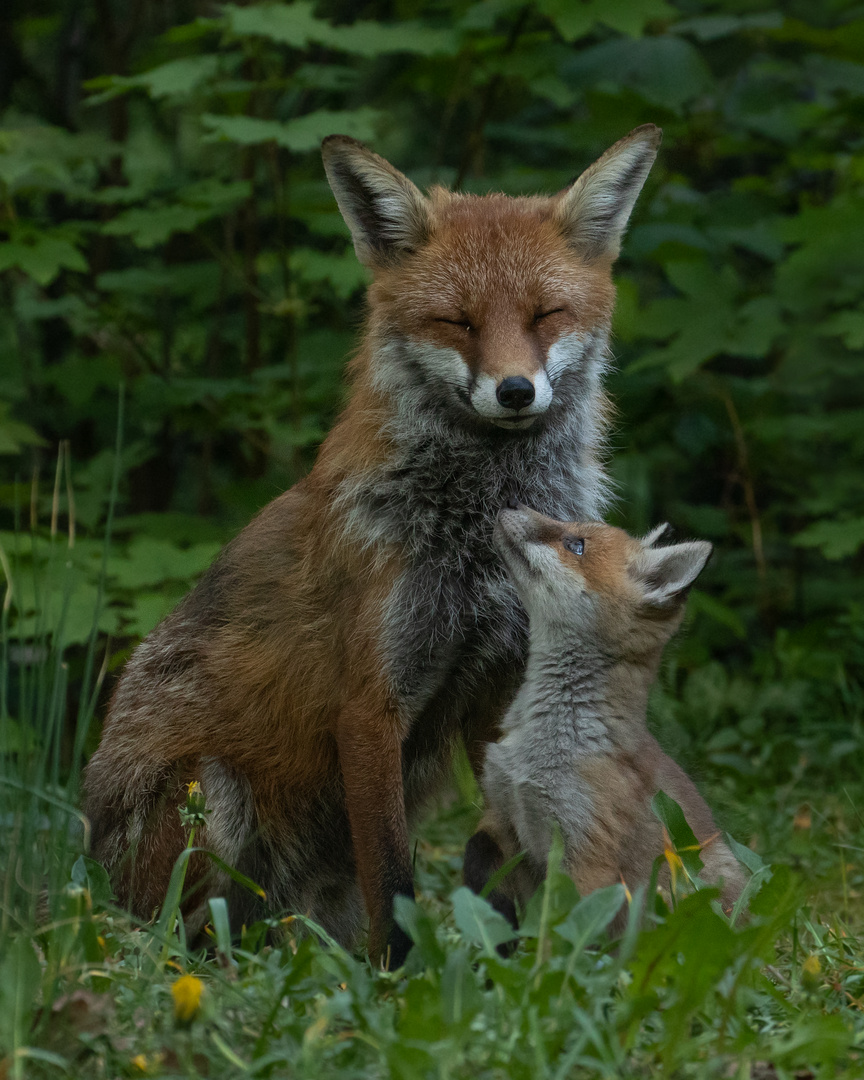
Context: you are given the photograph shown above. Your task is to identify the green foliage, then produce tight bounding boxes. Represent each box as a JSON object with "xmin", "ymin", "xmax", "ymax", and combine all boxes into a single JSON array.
[
  {"xmin": 2, "ymin": 0, "xmax": 862, "ymax": 738},
  {"xmin": 2, "ymin": 1, "xmax": 864, "ymax": 1075}
]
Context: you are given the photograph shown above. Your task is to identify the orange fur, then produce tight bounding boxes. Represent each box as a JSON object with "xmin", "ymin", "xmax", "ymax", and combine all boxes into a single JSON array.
[
  {"xmin": 469, "ymin": 512, "xmax": 746, "ymax": 931},
  {"xmin": 85, "ymin": 128, "xmax": 661, "ymax": 965}
]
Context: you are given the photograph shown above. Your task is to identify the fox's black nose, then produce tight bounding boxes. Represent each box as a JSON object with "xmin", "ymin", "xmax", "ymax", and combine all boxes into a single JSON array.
[
  {"xmin": 506, "ymin": 496, "xmax": 523, "ymax": 510},
  {"xmin": 496, "ymin": 376, "xmax": 535, "ymax": 411}
]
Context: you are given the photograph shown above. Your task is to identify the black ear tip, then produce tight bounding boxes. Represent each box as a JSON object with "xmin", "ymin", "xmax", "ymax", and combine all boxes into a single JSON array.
[
  {"xmin": 629, "ymin": 123, "xmax": 663, "ymax": 146},
  {"xmin": 321, "ymin": 133, "xmax": 366, "ymax": 155}
]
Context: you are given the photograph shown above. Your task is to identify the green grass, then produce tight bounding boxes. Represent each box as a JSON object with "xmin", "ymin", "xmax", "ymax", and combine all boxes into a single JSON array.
[
  {"xmin": 0, "ymin": 772, "xmax": 862, "ymax": 1080},
  {"xmin": 1, "ymin": 486, "xmax": 863, "ymax": 1079}
]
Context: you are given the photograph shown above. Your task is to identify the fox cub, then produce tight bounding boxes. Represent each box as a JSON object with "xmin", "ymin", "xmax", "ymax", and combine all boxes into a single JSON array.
[{"xmin": 464, "ymin": 506, "xmax": 745, "ymax": 928}]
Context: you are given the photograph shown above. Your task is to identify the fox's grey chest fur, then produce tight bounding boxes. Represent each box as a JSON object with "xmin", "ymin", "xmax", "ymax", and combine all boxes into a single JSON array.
[{"xmin": 339, "ymin": 332, "xmax": 611, "ymax": 725}]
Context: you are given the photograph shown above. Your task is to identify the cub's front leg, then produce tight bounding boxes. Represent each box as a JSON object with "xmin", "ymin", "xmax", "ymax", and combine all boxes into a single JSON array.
[{"xmin": 463, "ymin": 808, "xmax": 538, "ymax": 932}]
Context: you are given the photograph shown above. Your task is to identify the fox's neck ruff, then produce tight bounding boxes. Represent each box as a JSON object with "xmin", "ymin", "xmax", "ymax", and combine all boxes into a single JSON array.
[
  {"xmin": 331, "ymin": 326, "xmax": 614, "ymax": 712},
  {"xmin": 337, "ymin": 326, "xmax": 613, "ymax": 557}
]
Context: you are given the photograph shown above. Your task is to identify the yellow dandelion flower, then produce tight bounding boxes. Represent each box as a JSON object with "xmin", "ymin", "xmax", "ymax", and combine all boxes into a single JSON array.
[
  {"xmin": 802, "ymin": 953, "xmax": 822, "ymax": 989},
  {"xmin": 172, "ymin": 973, "xmax": 204, "ymax": 1023},
  {"xmin": 131, "ymin": 1053, "xmax": 164, "ymax": 1074},
  {"xmin": 187, "ymin": 780, "xmax": 202, "ymax": 797}
]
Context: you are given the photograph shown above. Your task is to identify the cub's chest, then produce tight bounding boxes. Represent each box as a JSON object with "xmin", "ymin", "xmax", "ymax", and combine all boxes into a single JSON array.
[{"xmin": 483, "ymin": 728, "xmax": 597, "ymax": 864}]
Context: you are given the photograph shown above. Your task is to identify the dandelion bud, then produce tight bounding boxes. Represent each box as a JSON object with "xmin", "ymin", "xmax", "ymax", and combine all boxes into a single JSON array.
[{"xmin": 179, "ymin": 780, "xmax": 209, "ymax": 829}]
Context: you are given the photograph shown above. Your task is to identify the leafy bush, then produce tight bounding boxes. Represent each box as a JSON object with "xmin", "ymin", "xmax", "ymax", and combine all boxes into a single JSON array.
[{"xmin": 2, "ymin": 1, "xmax": 864, "ymax": 1076}]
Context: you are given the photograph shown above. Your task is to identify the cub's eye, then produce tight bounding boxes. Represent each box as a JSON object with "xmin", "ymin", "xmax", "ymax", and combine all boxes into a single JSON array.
[
  {"xmin": 563, "ymin": 536, "xmax": 585, "ymax": 556},
  {"xmin": 435, "ymin": 317, "xmax": 473, "ymax": 331},
  {"xmin": 534, "ymin": 308, "xmax": 565, "ymax": 323}
]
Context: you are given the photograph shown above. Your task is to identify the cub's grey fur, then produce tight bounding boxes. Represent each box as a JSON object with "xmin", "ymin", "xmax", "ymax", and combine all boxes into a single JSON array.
[{"xmin": 473, "ymin": 509, "xmax": 746, "ymax": 926}]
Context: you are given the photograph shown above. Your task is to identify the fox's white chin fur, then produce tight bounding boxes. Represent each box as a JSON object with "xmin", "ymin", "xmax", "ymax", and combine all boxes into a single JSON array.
[
  {"xmin": 372, "ymin": 332, "xmax": 593, "ymax": 431},
  {"xmin": 488, "ymin": 415, "xmax": 540, "ymax": 431}
]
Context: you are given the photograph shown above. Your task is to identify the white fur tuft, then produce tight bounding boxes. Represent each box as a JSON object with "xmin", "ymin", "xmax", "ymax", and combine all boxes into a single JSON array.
[
  {"xmin": 322, "ymin": 136, "xmax": 430, "ymax": 267},
  {"xmin": 554, "ymin": 125, "xmax": 661, "ymax": 261}
]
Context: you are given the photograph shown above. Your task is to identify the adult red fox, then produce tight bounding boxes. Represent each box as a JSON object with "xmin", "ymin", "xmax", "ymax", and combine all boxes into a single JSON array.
[
  {"xmin": 464, "ymin": 508, "xmax": 745, "ymax": 932},
  {"xmin": 84, "ymin": 125, "xmax": 662, "ymax": 966}
]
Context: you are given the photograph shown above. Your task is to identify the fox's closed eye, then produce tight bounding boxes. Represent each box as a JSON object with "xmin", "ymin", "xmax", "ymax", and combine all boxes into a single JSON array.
[
  {"xmin": 563, "ymin": 536, "xmax": 585, "ymax": 556},
  {"xmin": 435, "ymin": 317, "xmax": 473, "ymax": 330},
  {"xmin": 534, "ymin": 308, "xmax": 565, "ymax": 323}
]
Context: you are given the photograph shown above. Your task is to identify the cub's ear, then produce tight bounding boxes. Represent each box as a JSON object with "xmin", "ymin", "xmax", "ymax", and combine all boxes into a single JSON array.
[
  {"xmin": 642, "ymin": 522, "xmax": 673, "ymax": 548},
  {"xmin": 636, "ymin": 540, "xmax": 712, "ymax": 606},
  {"xmin": 553, "ymin": 124, "xmax": 661, "ymax": 261},
  {"xmin": 322, "ymin": 135, "xmax": 430, "ymax": 268}
]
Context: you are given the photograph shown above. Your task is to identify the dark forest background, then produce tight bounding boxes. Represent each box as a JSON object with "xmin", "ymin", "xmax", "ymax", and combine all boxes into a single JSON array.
[
  {"xmin": 2, "ymin": 2, "xmax": 864, "ymax": 1076},
  {"xmin": 2, "ymin": 0, "xmax": 863, "ymax": 809}
]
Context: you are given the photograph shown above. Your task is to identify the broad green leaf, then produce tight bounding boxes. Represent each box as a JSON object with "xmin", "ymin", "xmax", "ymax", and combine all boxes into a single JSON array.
[
  {"xmin": 200, "ymin": 107, "xmax": 383, "ymax": 152},
  {"xmin": 0, "ymin": 718, "xmax": 38, "ymax": 753},
  {"xmin": 224, "ymin": 3, "xmax": 459, "ymax": 57},
  {"xmin": 651, "ymin": 790, "xmax": 704, "ymax": 884},
  {"xmin": 767, "ymin": 1015, "xmax": 853, "ymax": 1073},
  {"xmin": 102, "ymin": 204, "xmax": 215, "ymax": 247},
  {"xmin": 450, "ymin": 886, "xmax": 518, "ymax": 953},
  {"xmin": 671, "ymin": 12, "xmax": 783, "ymax": 41},
  {"xmin": 748, "ymin": 863, "xmax": 799, "ymax": 921},
  {"xmin": 687, "ymin": 591, "xmax": 747, "ymax": 640},
  {"xmin": 727, "ymin": 296, "xmax": 784, "ymax": 358},
  {"xmin": 121, "ymin": 590, "xmax": 181, "ymax": 638},
  {"xmin": 393, "ymin": 895, "xmax": 446, "ymax": 967},
  {"xmin": 71, "ymin": 855, "xmax": 116, "ymax": 909},
  {"xmin": 555, "ymin": 885, "xmax": 626, "ymax": 950},
  {"xmin": 625, "ymin": 889, "xmax": 747, "ymax": 1049},
  {"xmin": 107, "ymin": 537, "xmax": 221, "ymax": 589},
  {"xmin": 290, "ymin": 248, "xmax": 369, "ymax": 296},
  {"xmin": 100, "ymin": 182, "xmax": 249, "ymax": 248},
  {"xmin": 0, "ymin": 228, "xmax": 88, "ymax": 284},
  {"xmin": 440, "ymin": 948, "xmax": 483, "ymax": 1029},
  {"xmin": 0, "ymin": 402, "xmax": 47, "ymax": 454},
  {"xmin": 0, "ymin": 126, "xmax": 112, "ymax": 193},
  {"xmin": 565, "ymin": 36, "xmax": 714, "ymax": 110},
  {"xmin": 793, "ymin": 517, "xmax": 864, "ymax": 560},
  {"xmin": 725, "ymin": 835, "xmax": 771, "ymax": 926},
  {"xmin": 538, "ymin": 0, "xmax": 676, "ymax": 41},
  {"xmin": 86, "ymin": 55, "xmax": 221, "ymax": 102},
  {"xmin": 822, "ymin": 310, "xmax": 864, "ymax": 349}
]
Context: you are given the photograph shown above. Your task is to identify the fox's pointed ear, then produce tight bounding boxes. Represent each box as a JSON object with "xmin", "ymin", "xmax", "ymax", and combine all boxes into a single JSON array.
[
  {"xmin": 642, "ymin": 522, "xmax": 673, "ymax": 548},
  {"xmin": 554, "ymin": 124, "xmax": 661, "ymax": 261},
  {"xmin": 636, "ymin": 540, "xmax": 712, "ymax": 606},
  {"xmin": 322, "ymin": 135, "xmax": 430, "ymax": 268}
]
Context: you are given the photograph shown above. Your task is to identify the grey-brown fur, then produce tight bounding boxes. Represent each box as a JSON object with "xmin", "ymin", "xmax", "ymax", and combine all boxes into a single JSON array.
[
  {"xmin": 84, "ymin": 127, "xmax": 661, "ymax": 962},
  {"xmin": 470, "ymin": 509, "xmax": 746, "ymax": 930}
]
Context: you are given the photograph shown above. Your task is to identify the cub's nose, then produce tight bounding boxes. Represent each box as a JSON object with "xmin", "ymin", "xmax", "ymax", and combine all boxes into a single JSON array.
[{"xmin": 496, "ymin": 376, "xmax": 535, "ymax": 411}]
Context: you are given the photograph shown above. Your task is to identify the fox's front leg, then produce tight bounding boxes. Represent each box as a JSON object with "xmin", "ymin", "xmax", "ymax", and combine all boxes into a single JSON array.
[{"xmin": 336, "ymin": 701, "xmax": 414, "ymax": 969}]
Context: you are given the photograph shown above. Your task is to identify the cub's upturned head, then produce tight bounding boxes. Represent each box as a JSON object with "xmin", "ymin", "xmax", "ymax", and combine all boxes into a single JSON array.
[{"xmin": 493, "ymin": 506, "xmax": 711, "ymax": 658}]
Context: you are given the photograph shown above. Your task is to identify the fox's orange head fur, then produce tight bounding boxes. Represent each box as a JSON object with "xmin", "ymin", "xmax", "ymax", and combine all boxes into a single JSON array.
[
  {"xmin": 322, "ymin": 127, "xmax": 661, "ymax": 433},
  {"xmin": 494, "ymin": 507, "xmax": 711, "ymax": 659}
]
